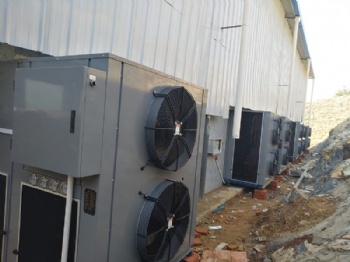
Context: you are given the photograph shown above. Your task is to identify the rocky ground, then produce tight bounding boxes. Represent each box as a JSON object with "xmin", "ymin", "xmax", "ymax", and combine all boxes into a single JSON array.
[
  {"xmin": 304, "ymin": 94, "xmax": 350, "ymax": 147},
  {"xmin": 191, "ymin": 95, "xmax": 350, "ymax": 261}
]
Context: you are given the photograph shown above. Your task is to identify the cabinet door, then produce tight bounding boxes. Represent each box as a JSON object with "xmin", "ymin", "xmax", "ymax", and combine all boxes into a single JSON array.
[{"xmin": 12, "ymin": 67, "xmax": 106, "ymax": 177}]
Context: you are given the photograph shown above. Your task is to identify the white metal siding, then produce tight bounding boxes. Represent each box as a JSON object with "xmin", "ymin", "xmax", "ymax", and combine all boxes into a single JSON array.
[
  {"xmin": 0, "ymin": 0, "xmax": 308, "ymax": 120},
  {"xmin": 230, "ymin": 0, "xmax": 308, "ymax": 120}
]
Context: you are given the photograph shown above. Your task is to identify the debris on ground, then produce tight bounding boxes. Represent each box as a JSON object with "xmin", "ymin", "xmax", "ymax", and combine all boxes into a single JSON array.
[{"xmin": 194, "ymin": 116, "xmax": 350, "ymax": 262}]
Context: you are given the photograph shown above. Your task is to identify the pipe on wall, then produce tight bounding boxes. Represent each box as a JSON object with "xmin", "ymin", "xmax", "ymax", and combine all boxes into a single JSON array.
[
  {"xmin": 286, "ymin": 16, "xmax": 301, "ymax": 119},
  {"xmin": 232, "ymin": 0, "xmax": 252, "ymax": 139},
  {"xmin": 308, "ymin": 78, "xmax": 315, "ymax": 126},
  {"xmin": 61, "ymin": 175, "xmax": 74, "ymax": 262},
  {"xmin": 301, "ymin": 58, "xmax": 311, "ymax": 123}
]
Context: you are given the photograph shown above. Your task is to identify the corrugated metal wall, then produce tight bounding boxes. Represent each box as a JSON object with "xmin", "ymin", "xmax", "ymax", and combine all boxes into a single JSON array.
[
  {"xmin": 231, "ymin": 0, "xmax": 308, "ymax": 121},
  {"xmin": 0, "ymin": 0, "xmax": 308, "ymax": 120}
]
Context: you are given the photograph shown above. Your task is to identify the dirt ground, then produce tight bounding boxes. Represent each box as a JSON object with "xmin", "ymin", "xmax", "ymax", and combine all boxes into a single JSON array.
[{"xmin": 196, "ymin": 172, "xmax": 339, "ymax": 261}]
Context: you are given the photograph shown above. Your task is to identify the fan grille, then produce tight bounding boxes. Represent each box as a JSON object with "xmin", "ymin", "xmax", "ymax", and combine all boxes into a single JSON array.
[
  {"xmin": 146, "ymin": 86, "xmax": 197, "ymax": 171},
  {"xmin": 137, "ymin": 180, "xmax": 190, "ymax": 262}
]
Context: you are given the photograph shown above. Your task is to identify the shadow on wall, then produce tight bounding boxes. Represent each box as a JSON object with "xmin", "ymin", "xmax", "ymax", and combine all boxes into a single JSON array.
[{"xmin": 0, "ymin": 43, "xmax": 49, "ymax": 60}]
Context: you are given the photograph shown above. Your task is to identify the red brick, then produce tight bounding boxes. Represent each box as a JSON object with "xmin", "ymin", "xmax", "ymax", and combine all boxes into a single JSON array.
[
  {"xmin": 226, "ymin": 244, "xmax": 239, "ymax": 251},
  {"xmin": 292, "ymin": 158, "xmax": 301, "ymax": 164},
  {"xmin": 280, "ymin": 168, "xmax": 289, "ymax": 176},
  {"xmin": 267, "ymin": 180, "xmax": 278, "ymax": 191},
  {"xmin": 231, "ymin": 251, "xmax": 248, "ymax": 262},
  {"xmin": 255, "ymin": 210, "xmax": 262, "ymax": 216},
  {"xmin": 183, "ymin": 252, "xmax": 200, "ymax": 262},
  {"xmin": 192, "ymin": 238, "xmax": 202, "ymax": 247},
  {"xmin": 195, "ymin": 227, "xmax": 208, "ymax": 235},
  {"xmin": 274, "ymin": 175, "xmax": 284, "ymax": 182},
  {"xmin": 195, "ymin": 232, "xmax": 201, "ymax": 238},
  {"xmin": 253, "ymin": 189, "xmax": 268, "ymax": 200},
  {"xmin": 201, "ymin": 250, "xmax": 215, "ymax": 262},
  {"xmin": 215, "ymin": 250, "xmax": 231, "ymax": 261}
]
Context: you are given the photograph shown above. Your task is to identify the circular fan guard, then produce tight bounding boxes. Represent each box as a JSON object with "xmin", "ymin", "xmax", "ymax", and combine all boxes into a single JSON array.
[
  {"xmin": 145, "ymin": 86, "xmax": 197, "ymax": 171},
  {"xmin": 137, "ymin": 180, "xmax": 190, "ymax": 262}
]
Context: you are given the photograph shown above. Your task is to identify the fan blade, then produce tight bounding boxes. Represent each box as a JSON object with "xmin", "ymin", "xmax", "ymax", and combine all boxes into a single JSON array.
[
  {"xmin": 182, "ymin": 128, "xmax": 197, "ymax": 132},
  {"xmin": 174, "ymin": 213, "xmax": 190, "ymax": 221},
  {"xmin": 146, "ymin": 127, "xmax": 174, "ymax": 130},
  {"xmin": 178, "ymin": 136, "xmax": 192, "ymax": 158},
  {"xmin": 153, "ymin": 92, "xmax": 176, "ymax": 123},
  {"xmin": 163, "ymin": 94, "xmax": 176, "ymax": 123},
  {"xmin": 180, "ymin": 103, "xmax": 196, "ymax": 123},
  {"xmin": 153, "ymin": 231, "xmax": 170, "ymax": 261},
  {"xmin": 145, "ymin": 225, "xmax": 167, "ymax": 240},
  {"xmin": 172, "ymin": 190, "xmax": 190, "ymax": 215},
  {"xmin": 170, "ymin": 181, "xmax": 177, "ymax": 214},
  {"xmin": 178, "ymin": 87, "xmax": 185, "ymax": 121},
  {"xmin": 172, "ymin": 227, "xmax": 185, "ymax": 244},
  {"xmin": 160, "ymin": 136, "xmax": 176, "ymax": 164}
]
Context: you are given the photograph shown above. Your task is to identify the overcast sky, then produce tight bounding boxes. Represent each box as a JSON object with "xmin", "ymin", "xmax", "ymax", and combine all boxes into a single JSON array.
[{"xmin": 298, "ymin": 0, "xmax": 350, "ymax": 101}]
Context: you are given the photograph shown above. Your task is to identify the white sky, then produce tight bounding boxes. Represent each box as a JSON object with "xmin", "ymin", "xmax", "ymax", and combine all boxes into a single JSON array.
[{"xmin": 298, "ymin": 0, "xmax": 350, "ymax": 101}]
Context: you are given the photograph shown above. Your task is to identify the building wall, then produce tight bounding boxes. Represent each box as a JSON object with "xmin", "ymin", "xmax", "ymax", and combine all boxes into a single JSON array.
[
  {"xmin": 0, "ymin": 0, "xmax": 309, "ymax": 121},
  {"xmin": 230, "ymin": 0, "xmax": 308, "ymax": 120}
]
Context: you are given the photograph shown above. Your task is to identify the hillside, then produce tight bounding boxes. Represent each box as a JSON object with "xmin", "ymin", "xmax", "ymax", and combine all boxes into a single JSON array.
[{"xmin": 304, "ymin": 94, "xmax": 350, "ymax": 147}]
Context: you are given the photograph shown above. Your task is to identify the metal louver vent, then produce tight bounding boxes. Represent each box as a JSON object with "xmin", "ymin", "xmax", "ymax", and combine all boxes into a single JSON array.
[
  {"xmin": 145, "ymin": 86, "xmax": 197, "ymax": 171},
  {"xmin": 137, "ymin": 180, "xmax": 190, "ymax": 262},
  {"xmin": 272, "ymin": 118, "xmax": 281, "ymax": 145},
  {"xmin": 269, "ymin": 149, "xmax": 279, "ymax": 175}
]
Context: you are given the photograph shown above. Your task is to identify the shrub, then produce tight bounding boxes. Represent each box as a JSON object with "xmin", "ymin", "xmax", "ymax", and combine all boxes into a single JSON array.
[{"xmin": 335, "ymin": 88, "xmax": 350, "ymax": 97}]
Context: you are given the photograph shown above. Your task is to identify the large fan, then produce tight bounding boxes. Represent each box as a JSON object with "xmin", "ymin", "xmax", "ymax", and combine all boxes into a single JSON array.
[
  {"xmin": 145, "ymin": 86, "xmax": 197, "ymax": 171},
  {"xmin": 137, "ymin": 180, "xmax": 190, "ymax": 262}
]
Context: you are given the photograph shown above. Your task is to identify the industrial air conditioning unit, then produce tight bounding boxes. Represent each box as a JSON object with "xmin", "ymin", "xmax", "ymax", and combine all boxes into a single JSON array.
[
  {"xmin": 0, "ymin": 61, "xmax": 18, "ymax": 261},
  {"xmin": 226, "ymin": 110, "xmax": 280, "ymax": 188},
  {"xmin": 300, "ymin": 125, "xmax": 311, "ymax": 152},
  {"xmin": 3, "ymin": 54, "xmax": 207, "ymax": 262},
  {"xmin": 277, "ymin": 117, "xmax": 292, "ymax": 173},
  {"xmin": 288, "ymin": 121, "xmax": 301, "ymax": 161},
  {"xmin": 305, "ymin": 125, "xmax": 312, "ymax": 149}
]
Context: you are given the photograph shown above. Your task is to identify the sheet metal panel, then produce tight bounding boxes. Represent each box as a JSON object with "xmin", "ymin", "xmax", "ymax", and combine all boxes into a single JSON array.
[
  {"xmin": 0, "ymin": 0, "xmax": 309, "ymax": 120},
  {"xmin": 0, "ymin": 0, "xmax": 243, "ymax": 118},
  {"xmin": 229, "ymin": 0, "xmax": 308, "ymax": 121}
]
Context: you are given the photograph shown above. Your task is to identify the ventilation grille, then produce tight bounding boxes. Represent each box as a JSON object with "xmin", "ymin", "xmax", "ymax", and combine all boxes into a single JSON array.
[
  {"xmin": 137, "ymin": 180, "xmax": 190, "ymax": 262},
  {"xmin": 145, "ymin": 86, "xmax": 197, "ymax": 171},
  {"xmin": 272, "ymin": 118, "xmax": 281, "ymax": 145},
  {"xmin": 269, "ymin": 149, "xmax": 279, "ymax": 175}
]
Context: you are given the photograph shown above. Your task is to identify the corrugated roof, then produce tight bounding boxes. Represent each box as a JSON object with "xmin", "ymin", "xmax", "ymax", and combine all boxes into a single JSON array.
[{"xmin": 280, "ymin": 0, "xmax": 314, "ymax": 78}]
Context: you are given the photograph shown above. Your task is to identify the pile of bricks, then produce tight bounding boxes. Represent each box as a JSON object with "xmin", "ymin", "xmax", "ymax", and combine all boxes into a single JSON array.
[
  {"xmin": 253, "ymin": 189, "xmax": 268, "ymax": 200},
  {"xmin": 201, "ymin": 250, "xmax": 248, "ymax": 262},
  {"xmin": 182, "ymin": 227, "xmax": 248, "ymax": 262}
]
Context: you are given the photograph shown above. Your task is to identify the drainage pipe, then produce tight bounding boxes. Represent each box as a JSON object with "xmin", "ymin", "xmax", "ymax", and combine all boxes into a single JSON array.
[
  {"xmin": 286, "ymin": 16, "xmax": 301, "ymax": 119},
  {"xmin": 301, "ymin": 58, "xmax": 311, "ymax": 122},
  {"xmin": 308, "ymin": 78, "xmax": 315, "ymax": 126},
  {"xmin": 61, "ymin": 175, "xmax": 74, "ymax": 262},
  {"xmin": 232, "ymin": 0, "xmax": 252, "ymax": 138}
]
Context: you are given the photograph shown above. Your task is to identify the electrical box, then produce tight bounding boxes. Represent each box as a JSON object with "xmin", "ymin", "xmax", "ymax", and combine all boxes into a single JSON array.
[
  {"xmin": 207, "ymin": 138, "xmax": 222, "ymax": 155},
  {"xmin": 12, "ymin": 66, "xmax": 106, "ymax": 178}
]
